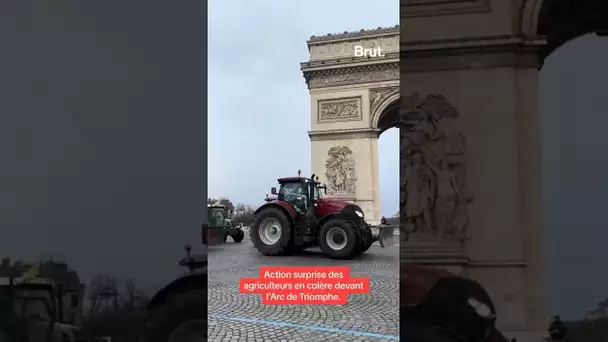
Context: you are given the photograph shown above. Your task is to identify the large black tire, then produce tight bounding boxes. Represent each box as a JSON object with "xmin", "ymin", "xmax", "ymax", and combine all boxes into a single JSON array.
[
  {"xmin": 357, "ymin": 227, "xmax": 374, "ymax": 254},
  {"xmin": 141, "ymin": 289, "xmax": 207, "ymax": 342},
  {"xmin": 249, "ymin": 207, "xmax": 292, "ymax": 256},
  {"xmin": 232, "ymin": 229, "xmax": 244, "ymax": 243},
  {"xmin": 318, "ymin": 219, "xmax": 358, "ymax": 259},
  {"xmin": 223, "ymin": 233, "xmax": 227, "ymax": 243}
]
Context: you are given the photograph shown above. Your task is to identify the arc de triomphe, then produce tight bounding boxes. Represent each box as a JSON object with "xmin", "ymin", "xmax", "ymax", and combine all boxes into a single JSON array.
[
  {"xmin": 301, "ymin": 26, "xmax": 400, "ymax": 226},
  {"xmin": 302, "ymin": 1, "xmax": 608, "ymax": 341}
]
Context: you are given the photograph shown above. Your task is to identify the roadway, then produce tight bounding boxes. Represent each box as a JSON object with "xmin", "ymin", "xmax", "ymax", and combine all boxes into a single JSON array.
[{"xmin": 207, "ymin": 230, "xmax": 400, "ymax": 342}]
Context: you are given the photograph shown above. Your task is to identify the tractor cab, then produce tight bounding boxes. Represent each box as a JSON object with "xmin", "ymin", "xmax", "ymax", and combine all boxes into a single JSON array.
[
  {"xmin": 271, "ymin": 170, "xmax": 326, "ymax": 216},
  {"xmin": 203, "ymin": 203, "xmax": 245, "ymax": 246},
  {"xmin": 0, "ymin": 263, "xmax": 86, "ymax": 342},
  {"xmin": 204, "ymin": 204, "xmax": 228, "ymax": 246}
]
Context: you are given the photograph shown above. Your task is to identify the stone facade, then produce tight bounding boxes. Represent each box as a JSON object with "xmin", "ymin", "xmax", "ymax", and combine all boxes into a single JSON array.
[
  {"xmin": 396, "ymin": 2, "xmax": 565, "ymax": 341},
  {"xmin": 302, "ymin": 26, "xmax": 399, "ymax": 225}
]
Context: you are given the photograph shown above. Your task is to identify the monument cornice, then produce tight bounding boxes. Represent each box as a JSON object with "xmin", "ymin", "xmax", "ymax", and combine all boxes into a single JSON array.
[
  {"xmin": 400, "ymin": 34, "xmax": 546, "ymax": 52},
  {"xmin": 302, "ymin": 61, "xmax": 399, "ymax": 89},
  {"xmin": 308, "ymin": 25, "xmax": 399, "ymax": 43},
  {"xmin": 308, "ymin": 128, "xmax": 380, "ymax": 141},
  {"xmin": 301, "ymin": 53, "xmax": 399, "ymax": 70},
  {"xmin": 400, "ymin": 35, "xmax": 548, "ymax": 72}
]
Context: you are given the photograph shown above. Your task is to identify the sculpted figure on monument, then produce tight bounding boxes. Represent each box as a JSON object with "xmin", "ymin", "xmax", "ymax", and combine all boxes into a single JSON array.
[
  {"xmin": 400, "ymin": 93, "xmax": 472, "ymax": 241},
  {"xmin": 404, "ymin": 150, "xmax": 435, "ymax": 234},
  {"xmin": 325, "ymin": 146, "xmax": 357, "ymax": 196}
]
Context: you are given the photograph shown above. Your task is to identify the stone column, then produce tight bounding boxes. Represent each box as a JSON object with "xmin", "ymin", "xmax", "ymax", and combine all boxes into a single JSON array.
[
  {"xmin": 310, "ymin": 130, "xmax": 381, "ymax": 224},
  {"xmin": 307, "ymin": 86, "xmax": 382, "ymax": 224},
  {"xmin": 399, "ymin": 44, "xmax": 549, "ymax": 341}
]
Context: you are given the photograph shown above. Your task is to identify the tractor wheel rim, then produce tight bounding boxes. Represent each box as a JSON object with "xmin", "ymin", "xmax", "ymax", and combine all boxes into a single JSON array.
[
  {"xmin": 259, "ymin": 218, "xmax": 282, "ymax": 245},
  {"xmin": 326, "ymin": 227, "xmax": 347, "ymax": 250},
  {"xmin": 168, "ymin": 319, "xmax": 206, "ymax": 342}
]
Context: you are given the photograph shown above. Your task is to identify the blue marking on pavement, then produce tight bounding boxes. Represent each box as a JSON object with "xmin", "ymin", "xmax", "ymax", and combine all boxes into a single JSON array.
[{"xmin": 209, "ymin": 314, "xmax": 400, "ymax": 340}]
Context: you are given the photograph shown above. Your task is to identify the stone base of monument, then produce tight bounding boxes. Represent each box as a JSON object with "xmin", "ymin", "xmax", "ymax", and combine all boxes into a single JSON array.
[{"xmin": 400, "ymin": 233, "xmax": 469, "ymax": 274}]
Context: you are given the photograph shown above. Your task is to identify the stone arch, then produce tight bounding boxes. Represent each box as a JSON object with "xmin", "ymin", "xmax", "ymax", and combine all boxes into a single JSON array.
[
  {"xmin": 520, "ymin": 0, "xmax": 608, "ymax": 64},
  {"xmin": 370, "ymin": 89, "xmax": 400, "ymax": 132},
  {"xmin": 399, "ymin": 2, "xmax": 608, "ymax": 340},
  {"xmin": 520, "ymin": 0, "xmax": 545, "ymax": 37}
]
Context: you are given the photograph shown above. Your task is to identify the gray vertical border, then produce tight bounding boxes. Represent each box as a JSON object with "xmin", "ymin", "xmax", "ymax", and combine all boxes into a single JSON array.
[
  {"xmin": 202, "ymin": 0, "xmax": 209, "ymax": 242},
  {"xmin": 0, "ymin": 0, "xmax": 209, "ymax": 330}
]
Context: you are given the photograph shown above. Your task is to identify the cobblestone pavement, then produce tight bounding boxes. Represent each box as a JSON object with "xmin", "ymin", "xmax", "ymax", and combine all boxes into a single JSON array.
[{"xmin": 208, "ymin": 233, "xmax": 399, "ymax": 342}]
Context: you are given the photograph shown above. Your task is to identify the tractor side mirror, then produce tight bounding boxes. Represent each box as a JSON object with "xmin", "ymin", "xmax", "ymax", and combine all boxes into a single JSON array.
[
  {"xmin": 318, "ymin": 185, "xmax": 327, "ymax": 194},
  {"xmin": 271, "ymin": 187, "xmax": 277, "ymax": 195}
]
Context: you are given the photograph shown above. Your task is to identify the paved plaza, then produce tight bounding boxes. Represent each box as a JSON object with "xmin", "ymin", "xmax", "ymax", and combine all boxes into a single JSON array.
[{"xmin": 207, "ymin": 231, "xmax": 400, "ymax": 341}]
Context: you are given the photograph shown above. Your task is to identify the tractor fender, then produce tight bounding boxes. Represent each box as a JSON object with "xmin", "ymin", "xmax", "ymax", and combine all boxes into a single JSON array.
[
  {"xmin": 147, "ymin": 270, "xmax": 207, "ymax": 311},
  {"xmin": 316, "ymin": 205, "xmax": 366, "ymax": 238},
  {"xmin": 315, "ymin": 213, "xmax": 341, "ymax": 234},
  {"xmin": 254, "ymin": 201, "xmax": 297, "ymax": 225}
]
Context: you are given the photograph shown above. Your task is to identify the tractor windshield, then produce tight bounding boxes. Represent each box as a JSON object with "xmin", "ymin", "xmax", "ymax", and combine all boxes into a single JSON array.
[
  {"xmin": 278, "ymin": 182, "xmax": 308, "ymax": 214},
  {"xmin": 208, "ymin": 208, "xmax": 226, "ymax": 227}
]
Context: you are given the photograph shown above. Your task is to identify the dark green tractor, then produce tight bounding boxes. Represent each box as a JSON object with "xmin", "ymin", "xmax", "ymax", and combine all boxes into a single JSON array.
[
  {"xmin": 0, "ymin": 270, "xmax": 83, "ymax": 342},
  {"xmin": 205, "ymin": 204, "xmax": 244, "ymax": 245}
]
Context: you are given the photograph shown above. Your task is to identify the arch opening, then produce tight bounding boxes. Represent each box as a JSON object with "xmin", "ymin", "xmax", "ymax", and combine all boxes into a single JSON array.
[
  {"xmin": 539, "ymin": 32, "xmax": 608, "ymax": 321},
  {"xmin": 376, "ymin": 99, "xmax": 401, "ymax": 223},
  {"xmin": 537, "ymin": 0, "xmax": 608, "ymax": 65}
]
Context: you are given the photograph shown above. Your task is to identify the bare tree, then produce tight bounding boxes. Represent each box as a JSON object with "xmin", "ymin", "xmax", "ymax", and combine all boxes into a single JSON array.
[
  {"xmin": 120, "ymin": 279, "xmax": 148, "ymax": 308},
  {"xmin": 208, "ymin": 197, "xmax": 235, "ymax": 212},
  {"xmin": 84, "ymin": 275, "xmax": 149, "ymax": 342},
  {"xmin": 86, "ymin": 274, "xmax": 119, "ymax": 319},
  {"xmin": 233, "ymin": 204, "xmax": 255, "ymax": 226}
]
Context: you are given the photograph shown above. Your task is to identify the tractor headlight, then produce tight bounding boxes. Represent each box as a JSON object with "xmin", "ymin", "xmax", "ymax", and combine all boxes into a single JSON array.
[
  {"xmin": 355, "ymin": 210, "xmax": 364, "ymax": 218},
  {"xmin": 467, "ymin": 298, "xmax": 493, "ymax": 319}
]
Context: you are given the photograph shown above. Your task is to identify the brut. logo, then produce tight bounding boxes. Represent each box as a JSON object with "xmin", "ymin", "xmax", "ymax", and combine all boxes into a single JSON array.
[{"xmin": 354, "ymin": 46, "xmax": 385, "ymax": 58}]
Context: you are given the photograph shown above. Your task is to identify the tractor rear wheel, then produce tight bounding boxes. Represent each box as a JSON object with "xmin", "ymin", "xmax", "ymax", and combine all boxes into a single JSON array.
[
  {"xmin": 232, "ymin": 229, "xmax": 244, "ymax": 243},
  {"xmin": 141, "ymin": 289, "xmax": 207, "ymax": 342},
  {"xmin": 250, "ymin": 208, "xmax": 292, "ymax": 256},
  {"xmin": 318, "ymin": 219, "xmax": 358, "ymax": 259}
]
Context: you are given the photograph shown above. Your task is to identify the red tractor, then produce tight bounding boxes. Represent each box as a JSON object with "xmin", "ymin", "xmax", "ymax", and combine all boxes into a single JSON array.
[{"xmin": 249, "ymin": 171, "xmax": 395, "ymax": 259}]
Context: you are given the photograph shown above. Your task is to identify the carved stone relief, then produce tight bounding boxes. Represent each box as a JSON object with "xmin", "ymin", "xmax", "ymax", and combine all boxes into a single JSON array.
[
  {"xmin": 305, "ymin": 63, "xmax": 399, "ymax": 89},
  {"xmin": 399, "ymin": 93, "xmax": 473, "ymax": 242},
  {"xmin": 325, "ymin": 146, "xmax": 357, "ymax": 196},
  {"xmin": 318, "ymin": 98, "xmax": 361, "ymax": 122},
  {"xmin": 370, "ymin": 86, "xmax": 399, "ymax": 114}
]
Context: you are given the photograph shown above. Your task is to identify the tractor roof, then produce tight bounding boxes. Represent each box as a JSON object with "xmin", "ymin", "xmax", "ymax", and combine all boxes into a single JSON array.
[{"xmin": 277, "ymin": 177, "xmax": 308, "ymax": 183}]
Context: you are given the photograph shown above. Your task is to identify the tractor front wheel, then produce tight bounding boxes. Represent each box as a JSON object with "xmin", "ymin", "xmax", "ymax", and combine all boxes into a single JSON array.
[
  {"xmin": 318, "ymin": 219, "xmax": 358, "ymax": 259},
  {"xmin": 249, "ymin": 208, "xmax": 292, "ymax": 255},
  {"xmin": 232, "ymin": 229, "xmax": 244, "ymax": 243},
  {"xmin": 141, "ymin": 289, "xmax": 207, "ymax": 342},
  {"xmin": 356, "ymin": 227, "xmax": 374, "ymax": 254}
]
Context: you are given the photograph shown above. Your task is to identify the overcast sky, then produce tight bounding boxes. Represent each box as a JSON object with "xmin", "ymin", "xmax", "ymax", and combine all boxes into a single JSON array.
[{"xmin": 208, "ymin": 1, "xmax": 608, "ymax": 319}]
